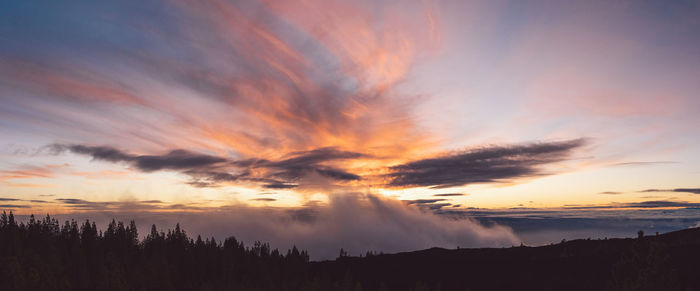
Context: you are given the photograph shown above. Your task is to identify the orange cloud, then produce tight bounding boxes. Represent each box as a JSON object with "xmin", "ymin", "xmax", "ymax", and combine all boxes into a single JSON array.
[
  {"xmin": 164, "ymin": 0, "xmax": 443, "ymax": 164},
  {"xmin": 0, "ymin": 165, "xmax": 61, "ymax": 189},
  {"xmin": 69, "ymin": 170, "xmax": 138, "ymax": 180},
  {"xmin": 0, "ymin": 167, "xmax": 54, "ymax": 181},
  {"xmin": 2, "ymin": 0, "xmax": 456, "ymax": 192},
  {"xmin": 0, "ymin": 59, "xmax": 148, "ymax": 106}
]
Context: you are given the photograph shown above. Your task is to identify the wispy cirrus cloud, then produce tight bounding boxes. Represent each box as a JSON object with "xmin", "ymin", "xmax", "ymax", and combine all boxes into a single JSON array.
[
  {"xmin": 0, "ymin": 198, "xmax": 21, "ymax": 202},
  {"xmin": 1, "ymin": 0, "xmax": 440, "ymax": 162},
  {"xmin": 609, "ymin": 161, "xmax": 678, "ymax": 167},
  {"xmin": 596, "ymin": 188, "xmax": 700, "ymax": 196},
  {"xmin": 640, "ymin": 188, "xmax": 700, "ymax": 195},
  {"xmin": 433, "ymin": 193, "xmax": 466, "ymax": 197},
  {"xmin": 0, "ymin": 165, "xmax": 61, "ymax": 189},
  {"xmin": 1, "ymin": 0, "xmax": 596, "ymax": 197},
  {"xmin": 599, "ymin": 191, "xmax": 623, "ymax": 195},
  {"xmin": 1, "ymin": 0, "xmax": 452, "ymax": 196},
  {"xmin": 404, "ymin": 199, "xmax": 446, "ymax": 205},
  {"xmin": 0, "ymin": 166, "xmax": 54, "ymax": 181},
  {"xmin": 53, "ymin": 198, "xmax": 172, "ymax": 211},
  {"xmin": 0, "ymin": 204, "xmax": 30, "ymax": 209},
  {"xmin": 564, "ymin": 200, "xmax": 700, "ymax": 210}
]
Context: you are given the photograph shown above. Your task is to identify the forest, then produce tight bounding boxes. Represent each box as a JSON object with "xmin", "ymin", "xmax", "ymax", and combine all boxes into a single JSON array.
[{"xmin": 1, "ymin": 211, "xmax": 699, "ymax": 291}]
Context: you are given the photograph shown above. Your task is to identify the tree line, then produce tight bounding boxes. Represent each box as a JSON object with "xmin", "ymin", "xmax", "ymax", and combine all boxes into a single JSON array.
[{"xmin": 0, "ymin": 211, "xmax": 313, "ymax": 291}]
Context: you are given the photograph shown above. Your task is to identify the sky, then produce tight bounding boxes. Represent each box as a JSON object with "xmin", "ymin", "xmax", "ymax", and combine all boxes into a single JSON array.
[{"xmin": 1, "ymin": 0, "xmax": 699, "ymax": 258}]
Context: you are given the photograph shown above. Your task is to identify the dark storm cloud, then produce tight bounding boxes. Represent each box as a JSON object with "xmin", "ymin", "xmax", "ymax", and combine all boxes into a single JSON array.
[
  {"xmin": 387, "ymin": 139, "xmax": 587, "ymax": 188},
  {"xmin": 55, "ymin": 140, "xmax": 584, "ymax": 190},
  {"xmin": 186, "ymin": 181, "xmax": 217, "ymax": 188},
  {"xmin": 314, "ymin": 168, "xmax": 361, "ymax": 181},
  {"xmin": 404, "ymin": 199, "xmax": 452, "ymax": 211},
  {"xmin": 0, "ymin": 204, "xmax": 30, "ymax": 208},
  {"xmin": 132, "ymin": 150, "xmax": 228, "ymax": 172},
  {"xmin": 53, "ymin": 144, "xmax": 227, "ymax": 172},
  {"xmin": 433, "ymin": 193, "xmax": 466, "ymax": 197},
  {"xmin": 54, "ymin": 144, "xmax": 363, "ymax": 188},
  {"xmin": 64, "ymin": 145, "xmax": 133, "ymax": 162},
  {"xmin": 0, "ymin": 198, "xmax": 52, "ymax": 204},
  {"xmin": 55, "ymin": 198, "xmax": 192, "ymax": 211},
  {"xmin": 254, "ymin": 147, "xmax": 364, "ymax": 182},
  {"xmin": 596, "ymin": 188, "xmax": 700, "ymax": 196},
  {"xmin": 251, "ymin": 198, "xmax": 277, "ymax": 202},
  {"xmin": 628, "ymin": 201, "xmax": 700, "ymax": 208},
  {"xmin": 263, "ymin": 183, "xmax": 298, "ymax": 189},
  {"xmin": 564, "ymin": 200, "xmax": 700, "ymax": 210},
  {"xmin": 271, "ymin": 147, "xmax": 366, "ymax": 167},
  {"xmin": 675, "ymin": 188, "xmax": 700, "ymax": 194},
  {"xmin": 405, "ymin": 199, "xmax": 447, "ymax": 205},
  {"xmin": 186, "ymin": 147, "xmax": 364, "ymax": 186},
  {"xmin": 0, "ymin": 198, "xmax": 21, "ymax": 201},
  {"xmin": 640, "ymin": 188, "xmax": 700, "ymax": 194},
  {"xmin": 56, "ymin": 198, "xmax": 113, "ymax": 210},
  {"xmin": 423, "ymin": 203, "xmax": 452, "ymax": 210}
]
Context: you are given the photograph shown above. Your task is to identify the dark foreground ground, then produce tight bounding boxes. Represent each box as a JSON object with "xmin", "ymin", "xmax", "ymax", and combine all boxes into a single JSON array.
[
  {"xmin": 313, "ymin": 228, "xmax": 700, "ymax": 290},
  {"xmin": 1, "ymin": 212, "xmax": 699, "ymax": 290}
]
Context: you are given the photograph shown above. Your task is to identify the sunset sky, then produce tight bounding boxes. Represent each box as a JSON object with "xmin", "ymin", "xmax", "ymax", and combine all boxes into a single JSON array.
[{"xmin": 1, "ymin": 0, "xmax": 699, "ymax": 257}]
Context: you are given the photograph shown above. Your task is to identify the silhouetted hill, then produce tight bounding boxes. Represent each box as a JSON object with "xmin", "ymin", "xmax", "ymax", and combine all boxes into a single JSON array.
[
  {"xmin": 1, "ymin": 211, "xmax": 699, "ymax": 290},
  {"xmin": 311, "ymin": 227, "xmax": 700, "ymax": 290}
]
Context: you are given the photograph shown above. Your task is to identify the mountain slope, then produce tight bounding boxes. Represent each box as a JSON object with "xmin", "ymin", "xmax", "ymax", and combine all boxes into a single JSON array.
[{"xmin": 310, "ymin": 227, "xmax": 700, "ymax": 290}]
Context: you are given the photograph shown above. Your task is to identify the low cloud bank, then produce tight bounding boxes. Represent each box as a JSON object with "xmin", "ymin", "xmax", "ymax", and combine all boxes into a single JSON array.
[{"xmin": 14, "ymin": 193, "xmax": 518, "ymax": 260}]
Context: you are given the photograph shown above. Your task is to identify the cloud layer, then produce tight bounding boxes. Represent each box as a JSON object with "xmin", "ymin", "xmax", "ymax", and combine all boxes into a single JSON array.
[{"xmin": 10, "ymin": 193, "xmax": 519, "ymax": 260}]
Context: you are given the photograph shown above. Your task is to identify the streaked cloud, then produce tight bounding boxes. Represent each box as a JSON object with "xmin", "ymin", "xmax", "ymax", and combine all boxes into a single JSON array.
[
  {"xmin": 609, "ymin": 161, "xmax": 678, "ymax": 167},
  {"xmin": 52, "ymin": 145, "xmax": 227, "ymax": 172},
  {"xmin": 599, "ymin": 191, "xmax": 623, "ymax": 195},
  {"xmin": 640, "ymin": 188, "xmax": 700, "ymax": 195},
  {"xmin": 0, "ymin": 166, "xmax": 55, "ymax": 181},
  {"xmin": 433, "ymin": 193, "xmax": 466, "ymax": 197},
  {"xmin": 386, "ymin": 139, "xmax": 587, "ymax": 188},
  {"xmin": 251, "ymin": 198, "xmax": 277, "ymax": 202},
  {"xmin": 564, "ymin": 200, "xmax": 700, "ymax": 210},
  {"xmin": 0, "ymin": 204, "xmax": 30, "ymax": 208},
  {"xmin": 0, "ymin": 198, "xmax": 21, "ymax": 201},
  {"xmin": 54, "ymin": 139, "xmax": 589, "ymax": 191}
]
